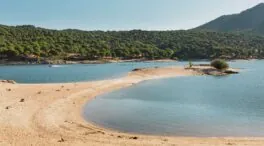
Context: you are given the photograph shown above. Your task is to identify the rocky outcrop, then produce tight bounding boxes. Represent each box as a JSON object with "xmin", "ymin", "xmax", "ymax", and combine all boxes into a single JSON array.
[
  {"xmin": 0, "ymin": 80, "xmax": 16, "ymax": 84},
  {"xmin": 186, "ymin": 66, "xmax": 239, "ymax": 76},
  {"xmin": 132, "ymin": 68, "xmax": 144, "ymax": 72},
  {"xmin": 224, "ymin": 69, "xmax": 239, "ymax": 74}
]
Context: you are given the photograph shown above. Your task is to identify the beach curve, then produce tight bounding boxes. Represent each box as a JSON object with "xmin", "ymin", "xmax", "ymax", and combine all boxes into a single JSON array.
[{"xmin": 0, "ymin": 66, "xmax": 263, "ymax": 146}]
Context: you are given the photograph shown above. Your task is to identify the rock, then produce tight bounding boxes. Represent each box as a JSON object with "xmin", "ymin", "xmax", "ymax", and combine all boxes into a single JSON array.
[
  {"xmin": 1, "ymin": 80, "xmax": 16, "ymax": 84},
  {"xmin": 58, "ymin": 137, "xmax": 65, "ymax": 142},
  {"xmin": 207, "ymin": 70, "xmax": 226, "ymax": 76},
  {"xmin": 197, "ymin": 64, "xmax": 211, "ymax": 67},
  {"xmin": 6, "ymin": 88, "xmax": 12, "ymax": 91},
  {"xmin": 199, "ymin": 68, "xmax": 239, "ymax": 76},
  {"xmin": 200, "ymin": 68, "xmax": 225, "ymax": 76},
  {"xmin": 7, "ymin": 80, "xmax": 16, "ymax": 84},
  {"xmin": 5, "ymin": 106, "xmax": 10, "ymax": 109},
  {"xmin": 99, "ymin": 131, "xmax": 105, "ymax": 135},
  {"xmin": 132, "ymin": 68, "xmax": 142, "ymax": 72},
  {"xmin": 129, "ymin": 136, "xmax": 138, "ymax": 140},
  {"xmin": 224, "ymin": 70, "xmax": 239, "ymax": 74},
  {"xmin": 20, "ymin": 99, "xmax": 25, "ymax": 102}
]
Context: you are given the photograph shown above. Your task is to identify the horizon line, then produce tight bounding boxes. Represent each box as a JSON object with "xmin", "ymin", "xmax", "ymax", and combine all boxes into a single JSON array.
[{"xmin": 1, "ymin": 23, "xmax": 193, "ymax": 31}]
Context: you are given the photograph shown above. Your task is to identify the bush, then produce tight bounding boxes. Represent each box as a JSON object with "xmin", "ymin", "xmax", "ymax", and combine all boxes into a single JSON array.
[
  {"xmin": 189, "ymin": 61, "xmax": 193, "ymax": 68},
  {"xmin": 211, "ymin": 59, "xmax": 229, "ymax": 70}
]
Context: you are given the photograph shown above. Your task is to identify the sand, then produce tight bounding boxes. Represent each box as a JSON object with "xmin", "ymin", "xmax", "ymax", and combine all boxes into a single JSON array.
[{"xmin": 0, "ymin": 66, "xmax": 263, "ymax": 146}]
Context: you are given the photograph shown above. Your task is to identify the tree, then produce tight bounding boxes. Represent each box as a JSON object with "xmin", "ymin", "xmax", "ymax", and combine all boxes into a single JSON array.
[{"xmin": 211, "ymin": 59, "xmax": 229, "ymax": 70}]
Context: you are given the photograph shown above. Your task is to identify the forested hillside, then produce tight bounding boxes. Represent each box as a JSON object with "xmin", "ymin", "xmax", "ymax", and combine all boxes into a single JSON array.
[{"xmin": 1, "ymin": 24, "xmax": 264, "ymax": 62}]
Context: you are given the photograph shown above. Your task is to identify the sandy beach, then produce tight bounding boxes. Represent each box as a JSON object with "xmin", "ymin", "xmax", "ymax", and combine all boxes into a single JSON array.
[{"xmin": 0, "ymin": 66, "xmax": 263, "ymax": 146}]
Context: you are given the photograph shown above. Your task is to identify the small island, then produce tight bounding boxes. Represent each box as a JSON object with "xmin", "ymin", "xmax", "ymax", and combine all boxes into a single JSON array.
[
  {"xmin": 132, "ymin": 59, "xmax": 239, "ymax": 77},
  {"xmin": 186, "ymin": 59, "xmax": 239, "ymax": 76}
]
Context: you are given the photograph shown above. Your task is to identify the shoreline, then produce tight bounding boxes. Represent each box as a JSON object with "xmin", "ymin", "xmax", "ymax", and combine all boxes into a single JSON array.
[
  {"xmin": 1, "ymin": 66, "xmax": 263, "ymax": 146},
  {"xmin": 0, "ymin": 58, "xmax": 261, "ymax": 66},
  {"xmin": 0, "ymin": 59, "xmax": 177, "ymax": 65}
]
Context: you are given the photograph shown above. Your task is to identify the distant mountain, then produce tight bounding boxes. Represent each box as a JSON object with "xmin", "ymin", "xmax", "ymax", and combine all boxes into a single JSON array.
[{"xmin": 196, "ymin": 3, "xmax": 264, "ymax": 34}]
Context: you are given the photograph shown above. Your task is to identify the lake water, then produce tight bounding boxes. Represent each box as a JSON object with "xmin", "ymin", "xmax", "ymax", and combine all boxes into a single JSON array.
[
  {"xmin": 83, "ymin": 60, "xmax": 264, "ymax": 137},
  {"xmin": 0, "ymin": 61, "xmax": 190, "ymax": 83}
]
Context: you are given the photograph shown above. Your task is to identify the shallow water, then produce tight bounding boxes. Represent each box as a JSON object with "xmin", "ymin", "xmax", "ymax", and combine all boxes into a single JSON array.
[
  {"xmin": 83, "ymin": 60, "xmax": 264, "ymax": 136},
  {"xmin": 0, "ymin": 61, "xmax": 191, "ymax": 83}
]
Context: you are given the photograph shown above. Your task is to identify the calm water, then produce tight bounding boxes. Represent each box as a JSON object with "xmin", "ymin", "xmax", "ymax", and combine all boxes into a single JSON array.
[
  {"xmin": 0, "ymin": 61, "xmax": 190, "ymax": 83},
  {"xmin": 84, "ymin": 60, "xmax": 264, "ymax": 137}
]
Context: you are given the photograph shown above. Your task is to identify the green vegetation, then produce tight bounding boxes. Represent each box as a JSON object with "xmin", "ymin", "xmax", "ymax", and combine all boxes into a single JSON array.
[
  {"xmin": 211, "ymin": 59, "xmax": 229, "ymax": 70},
  {"xmin": 196, "ymin": 3, "xmax": 264, "ymax": 35},
  {"xmin": 1, "ymin": 24, "xmax": 264, "ymax": 63},
  {"xmin": 189, "ymin": 61, "xmax": 193, "ymax": 68}
]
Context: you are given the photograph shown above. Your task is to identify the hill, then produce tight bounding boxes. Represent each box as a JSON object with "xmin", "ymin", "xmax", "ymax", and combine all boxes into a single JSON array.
[
  {"xmin": 196, "ymin": 3, "xmax": 264, "ymax": 34},
  {"xmin": 1, "ymin": 24, "xmax": 264, "ymax": 63}
]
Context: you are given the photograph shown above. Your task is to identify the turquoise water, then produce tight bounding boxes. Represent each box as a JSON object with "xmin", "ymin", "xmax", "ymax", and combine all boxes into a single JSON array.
[
  {"xmin": 0, "ymin": 61, "xmax": 190, "ymax": 83},
  {"xmin": 83, "ymin": 60, "xmax": 264, "ymax": 137}
]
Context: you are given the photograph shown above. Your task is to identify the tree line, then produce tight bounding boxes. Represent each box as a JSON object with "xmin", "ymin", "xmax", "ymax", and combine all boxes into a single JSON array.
[{"xmin": 1, "ymin": 24, "xmax": 264, "ymax": 61}]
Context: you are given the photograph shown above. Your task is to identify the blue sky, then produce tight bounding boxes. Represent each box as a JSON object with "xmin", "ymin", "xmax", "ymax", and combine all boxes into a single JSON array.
[{"xmin": 1, "ymin": 0, "xmax": 264, "ymax": 30}]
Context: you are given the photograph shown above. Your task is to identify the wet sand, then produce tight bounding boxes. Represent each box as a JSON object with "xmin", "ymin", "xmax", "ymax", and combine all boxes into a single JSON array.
[{"xmin": 0, "ymin": 66, "xmax": 263, "ymax": 146}]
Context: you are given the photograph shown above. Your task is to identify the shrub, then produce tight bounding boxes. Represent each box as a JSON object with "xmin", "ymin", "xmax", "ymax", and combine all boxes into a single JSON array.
[
  {"xmin": 211, "ymin": 59, "xmax": 229, "ymax": 70},
  {"xmin": 189, "ymin": 61, "xmax": 193, "ymax": 68}
]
